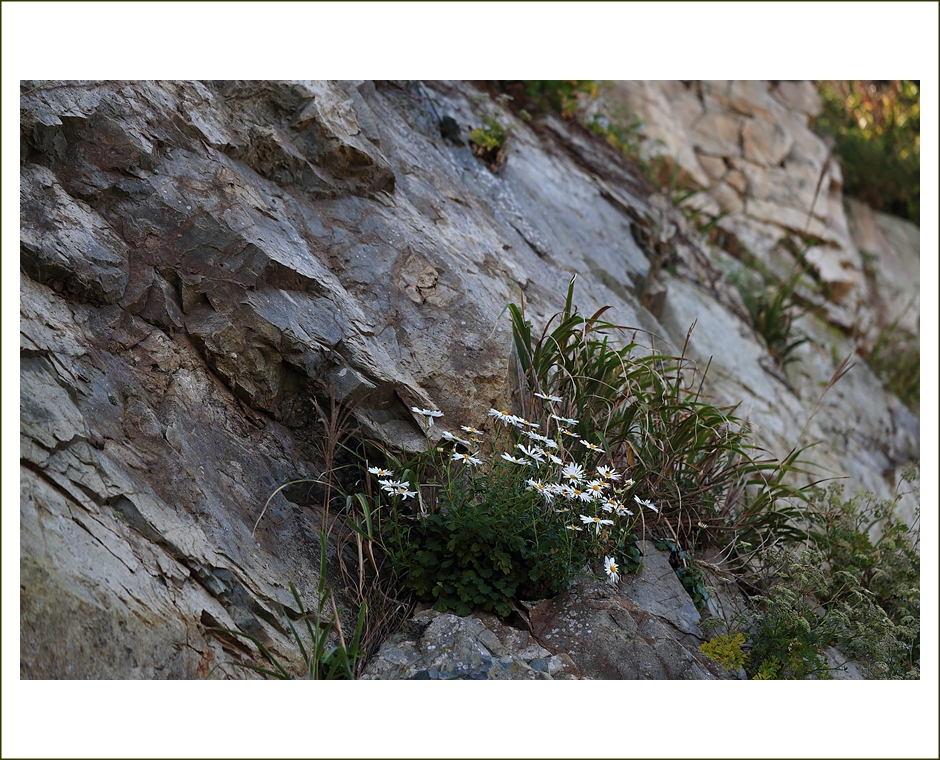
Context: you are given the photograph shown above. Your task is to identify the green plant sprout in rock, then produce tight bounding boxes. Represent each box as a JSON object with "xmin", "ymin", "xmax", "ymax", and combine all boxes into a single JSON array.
[
  {"xmin": 653, "ymin": 536, "xmax": 711, "ymax": 610},
  {"xmin": 469, "ymin": 93, "xmax": 515, "ymax": 174},
  {"xmin": 213, "ymin": 531, "xmax": 366, "ymax": 679}
]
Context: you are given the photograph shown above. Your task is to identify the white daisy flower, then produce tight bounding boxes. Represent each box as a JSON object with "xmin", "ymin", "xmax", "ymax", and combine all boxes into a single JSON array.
[
  {"xmin": 501, "ymin": 453, "xmax": 529, "ymax": 465},
  {"xmin": 580, "ymin": 439, "xmax": 603, "ymax": 453},
  {"xmin": 634, "ymin": 495, "xmax": 659, "ymax": 513},
  {"xmin": 451, "ymin": 452, "xmax": 482, "ymax": 465},
  {"xmin": 551, "ymin": 413, "xmax": 578, "ymax": 426},
  {"xmin": 566, "ymin": 524, "xmax": 583, "ymax": 531},
  {"xmin": 460, "ymin": 426, "xmax": 483, "ymax": 436},
  {"xmin": 516, "ymin": 443, "xmax": 546, "ymax": 463},
  {"xmin": 561, "ymin": 463, "xmax": 585, "ymax": 483},
  {"xmin": 601, "ymin": 498, "xmax": 633, "ymax": 517},
  {"xmin": 553, "ymin": 484, "xmax": 575, "ymax": 500},
  {"xmin": 579, "ymin": 514, "xmax": 614, "ymax": 534},
  {"xmin": 412, "ymin": 407, "xmax": 443, "ymax": 426},
  {"xmin": 585, "ymin": 480, "xmax": 607, "ymax": 498},
  {"xmin": 526, "ymin": 479, "xmax": 550, "ymax": 495},
  {"xmin": 596, "ymin": 466, "xmax": 620, "ymax": 481},
  {"xmin": 379, "ymin": 479, "xmax": 410, "ymax": 493},
  {"xmin": 534, "ymin": 392, "xmax": 563, "ymax": 403},
  {"xmin": 488, "ymin": 408, "xmax": 517, "ymax": 424},
  {"xmin": 560, "ymin": 429, "xmax": 581, "ymax": 439},
  {"xmin": 569, "ymin": 485, "xmax": 593, "ymax": 503},
  {"xmin": 391, "ymin": 485, "xmax": 418, "ymax": 499},
  {"xmin": 546, "ymin": 453, "xmax": 564, "ymax": 465},
  {"xmin": 442, "ymin": 431, "xmax": 472, "ymax": 446},
  {"xmin": 604, "ymin": 556, "xmax": 620, "ymax": 585},
  {"xmin": 368, "ymin": 466, "xmax": 394, "ymax": 477},
  {"xmin": 622, "ymin": 478, "xmax": 635, "ymax": 488}
]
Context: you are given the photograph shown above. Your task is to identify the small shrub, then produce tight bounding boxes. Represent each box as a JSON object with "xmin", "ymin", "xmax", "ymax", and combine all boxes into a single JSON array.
[
  {"xmin": 743, "ymin": 557, "xmax": 840, "ymax": 680},
  {"xmin": 699, "ymin": 633, "xmax": 746, "ymax": 673},
  {"xmin": 815, "ymin": 80, "xmax": 920, "ymax": 224},
  {"xmin": 805, "ymin": 471, "xmax": 920, "ymax": 678},
  {"xmin": 367, "ymin": 402, "xmax": 647, "ymax": 617},
  {"xmin": 509, "ymin": 276, "xmax": 814, "ymax": 552},
  {"xmin": 493, "ymin": 80, "xmax": 600, "ymax": 119},
  {"xmin": 731, "ymin": 468, "xmax": 920, "ymax": 680},
  {"xmin": 469, "ymin": 111, "xmax": 512, "ymax": 173}
]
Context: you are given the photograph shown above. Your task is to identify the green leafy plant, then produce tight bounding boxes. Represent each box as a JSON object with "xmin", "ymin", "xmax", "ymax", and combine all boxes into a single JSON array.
[
  {"xmin": 469, "ymin": 113, "xmax": 510, "ymax": 153},
  {"xmin": 491, "ymin": 80, "xmax": 600, "ymax": 119},
  {"xmin": 742, "ymin": 557, "xmax": 841, "ymax": 680},
  {"xmin": 509, "ymin": 276, "xmax": 815, "ymax": 553},
  {"xmin": 653, "ymin": 536, "xmax": 710, "ymax": 609},
  {"xmin": 214, "ymin": 532, "xmax": 366, "ymax": 679},
  {"xmin": 699, "ymin": 632, "xmax": 747, "ymax": 673},
  {"xmin": 815, "ymin": 80, "xmax": 919, "ymax": 224},
  {"xmin": 803, "ymin": 470, "xmax": 920, "ymax": 678},
  {"xmin": 731, "ymin": 257, "xmax": 813, "ymax": 368},
  {"xmin": 469, "ymin": 101, "xmax": 513, "ymax": 173},
  {"xmin": 725, "ymin": 466, "xmax": 920, "ymax": 680},
  {"xmin": 363, "ymin": 397, "xmax": 646, "ymax": 617}
]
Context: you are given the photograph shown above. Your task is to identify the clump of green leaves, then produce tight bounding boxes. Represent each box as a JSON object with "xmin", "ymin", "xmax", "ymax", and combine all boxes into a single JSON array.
[
  {"xmin": 699, "ymin": 632, "xmax": 746, "ymax": 673},
  {"xmin": 469, "ymin": 107, "xmax": 513, "ymax": 174},
  {"xmin": 728, "ymin": 247, "xmax": 814, "ymax": 368},
  {"xmin": 815, "ymin": 80, "xmax": 919, "ymax": 224},
  {"xmin": 653, "ymin": 536, "xmax": 711, "ymax": 609},
  {"xmin": 365, "ymin": 403, "xmax": 645, "ymax": 617},
  {"xmin": 509, "ymin": 276, "xmax": 814, "ymax": 553},
  {"xmin": 742, "ymin": 555, "xmax": 842, "ymax": 680},
  {"xmin": 469, "ymin": 113, "xmax": 511, "ymax": 153},
  {"xmin": 805, "ymin": 472, "xmax": 920, "ymax": 677},
  {"xmin": 728, "ymin": 467, "xmax": 920, "ymax": 680},
  {"xmin": 491, "ymin": 80, "xmax": 600, "ymax": 119}
]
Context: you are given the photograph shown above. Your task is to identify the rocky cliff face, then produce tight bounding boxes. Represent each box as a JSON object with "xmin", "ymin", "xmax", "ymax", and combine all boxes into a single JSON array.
[{"xmin": 19, "ymin": 80, "xmax": 918, "ymax": 679}]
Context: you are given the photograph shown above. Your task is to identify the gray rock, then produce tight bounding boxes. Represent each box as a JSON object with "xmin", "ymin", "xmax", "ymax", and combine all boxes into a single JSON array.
[
  {"xmin": 361, "ymin": 609, "xmax": 556, "ymax": 680},
  {"xmin": 619, "ymin": 540, "xmax": 703, "ymax": 641},
  {"xmin": 529, "ymin": 575, "xmax": 733, "ymax": 680}
]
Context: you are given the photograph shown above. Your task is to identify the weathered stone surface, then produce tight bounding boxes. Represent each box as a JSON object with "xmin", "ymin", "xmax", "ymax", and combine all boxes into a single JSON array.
[
  {"xmin": 803, "ymin": 245, "xmax": 860, "ymax": 302},
  {"xmin": 620, "ymin": 540, "xmax": 703, "ymax": 639},
  {"xmin": 360, "ymin": 609, "xmax": 575, "ymax": 680},
  {"xmin": 772, "ymin": 80, "xmax": 823, "ymax": 118},
  {"xmin": 529, "ymin": 576, "xmax": 734, "ymax": 680},
  {"xmin": 738, "ymin": 159, "xmax": 831, "ymax": 220},
  {"xmin": 844, "ymin": 197, "xmax": 920, "ymax": 337},
  {"xmin": 20, "ymin": 163, "xmax": 129, "ymax": 305},
  {"xmin": 742, "ymin": 117, "xmax": 794, "ymax": 167},
  {"xmin": 20, "ymin": 276, "xmax": 348, "ymax": 679},
  {"xmin": 691, "ymin": 111, "xmax": 744, "ymax": 157}
]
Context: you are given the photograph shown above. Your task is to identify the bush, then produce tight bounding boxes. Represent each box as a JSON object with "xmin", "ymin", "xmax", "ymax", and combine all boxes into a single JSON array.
[
  {"xmin": 815, "ymin": 80, "xmax": 920, "ymax": 224},
  {"xmin": 357, "ymin": 277, "xmax": 816, "ymax": 618},
  {"xmin": 720, "ymin": 467, "xmax": 920, "ymax": 679}
]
